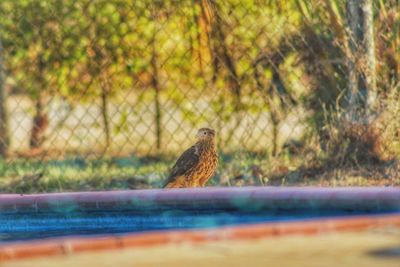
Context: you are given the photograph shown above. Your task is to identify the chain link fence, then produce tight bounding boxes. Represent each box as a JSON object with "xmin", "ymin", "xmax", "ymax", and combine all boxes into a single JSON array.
[{"xmin": 0, "ymin": 0, "xmax": 399, "ymax": 192}]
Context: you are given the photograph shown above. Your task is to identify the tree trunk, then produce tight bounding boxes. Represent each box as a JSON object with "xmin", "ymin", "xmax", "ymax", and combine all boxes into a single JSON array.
[
  {"xmin": 201, "ymin": 0, "xmax": 242, "ymax": 111},
  {"xmin": 30, "ymin": 91, "xmax": 48, "ymax": 149},
  {"xmin": 0, "ymin": 38, "xmax": 9, "ymax": 157},
  {"xmin": 30, "ymin": 49, "xmax": 48, "ymax": 150},
  {"xmin": 270, "ymin": 112, "xmax": 279, "ymax": 157},
  {"xmin": 346, "ymin": 0, "xmax": 376, "ymax": 119},
  {"xmin": 204, "ymin": 1, "xmax": 243, "ymax": 148},
  {"xmin": 213, "ymin": 5, "xmax": 241, "ymax": 111},
  {"xmin": 151, "ymin": 24, "xmax": 162, "ymax": 152},
  {"xmin": 100, "ymin": 80, "xmax": 111, "ymax": 150},
  {"xmin": 361, "ymin": 0, "xmax": 376, "ymax": 101},
  {"xmin": 192, "ymin": 0, "xmax": 205, "ymax": 77}
]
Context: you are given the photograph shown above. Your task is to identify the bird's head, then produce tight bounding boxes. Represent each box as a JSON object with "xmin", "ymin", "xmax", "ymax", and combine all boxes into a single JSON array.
[{"xmin": 196, "ymin": 128, "xmax": 216, "ymax": 141}]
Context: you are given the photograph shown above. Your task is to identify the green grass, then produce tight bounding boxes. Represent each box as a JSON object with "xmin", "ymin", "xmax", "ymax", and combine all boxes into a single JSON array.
[
  {"xmin": 0, "ymin": 152, "xmax": 265, "ymax": 193},
  {"xmin": 0, "ymin": 150, "xmax": 399, "ymax": 194},
  {"xmin": 0, "ymin": 156, "xmax": 168, "ymax": 193}
]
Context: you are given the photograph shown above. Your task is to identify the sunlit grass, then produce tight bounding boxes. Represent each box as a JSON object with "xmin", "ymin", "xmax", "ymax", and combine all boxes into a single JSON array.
[
  {"xmin": 1, "ymin": 148, "xmax": 398, "ymax": 194},
  {"xmin": 0, "ymin": 156, "xmax": 170, "ymax": 193}
]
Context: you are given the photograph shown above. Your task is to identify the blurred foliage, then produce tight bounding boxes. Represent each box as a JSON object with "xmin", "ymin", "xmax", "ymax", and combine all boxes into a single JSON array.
[
  {"xmin": 1, "ymin": 0, "xmax": 397, "ymax": 137},
  {"xmin": 0, "ymin": 1, "xmax": 304, "ymax": 106}
]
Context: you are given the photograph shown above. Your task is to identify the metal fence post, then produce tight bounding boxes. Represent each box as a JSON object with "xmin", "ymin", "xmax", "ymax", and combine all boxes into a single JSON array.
[{"xmin": 346, "ymin": 0, "xmax": 377, "ymax": 119}]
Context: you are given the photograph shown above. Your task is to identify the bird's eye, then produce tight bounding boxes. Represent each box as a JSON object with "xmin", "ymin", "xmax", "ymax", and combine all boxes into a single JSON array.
[{"xmin": 203, "ymin": 132, "xmax": 207, "ymax": 135}]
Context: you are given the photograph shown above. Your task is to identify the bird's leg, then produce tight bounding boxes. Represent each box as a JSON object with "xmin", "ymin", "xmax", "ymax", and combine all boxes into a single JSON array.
[{"xmin": 187, "ymin": 179, "xmax": 201, "ymax": 188}]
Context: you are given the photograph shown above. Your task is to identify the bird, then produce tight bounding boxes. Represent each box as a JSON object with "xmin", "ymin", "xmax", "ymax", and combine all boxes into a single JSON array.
[{"xmin": 163, "ymin": 128, "xmax": 218, "ymax": 188}]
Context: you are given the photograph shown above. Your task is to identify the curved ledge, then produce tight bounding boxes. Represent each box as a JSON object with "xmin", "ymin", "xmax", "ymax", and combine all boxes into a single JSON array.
[{"xmin": 1, "ymin": 187, "xmax": 399, "ymax": 213}]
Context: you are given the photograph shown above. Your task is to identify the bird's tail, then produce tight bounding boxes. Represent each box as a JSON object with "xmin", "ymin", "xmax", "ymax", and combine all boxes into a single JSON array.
[
  {"xmin": 162, "ymin": 177, "xmax": 171, "ymax": 188},
  {"xmin": 162, "ymin": 176, "xmax": 183, "ymax": 189}
]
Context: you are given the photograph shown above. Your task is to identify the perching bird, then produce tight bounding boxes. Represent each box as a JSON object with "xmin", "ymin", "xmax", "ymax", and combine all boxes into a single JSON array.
[{"xmin": 163, "ymin": 128, "xmax": 218, "ymax": 188}]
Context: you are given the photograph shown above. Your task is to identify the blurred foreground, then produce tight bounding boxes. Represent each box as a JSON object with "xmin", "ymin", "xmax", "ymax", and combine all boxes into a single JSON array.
[{"xmin": 3, "ymin": 228, "xmax": 399, "ymax": 267}]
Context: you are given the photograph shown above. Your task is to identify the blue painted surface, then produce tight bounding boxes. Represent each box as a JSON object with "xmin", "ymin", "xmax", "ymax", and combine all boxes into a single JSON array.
[{"xmin": 0, "ymin": 207, "xmax": 397, "ymax": 243}]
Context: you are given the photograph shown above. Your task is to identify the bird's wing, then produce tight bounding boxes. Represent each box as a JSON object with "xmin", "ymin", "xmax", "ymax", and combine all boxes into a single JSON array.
[{"xmin": 163, "ymin": 145, "xmax": 199, "ymax": 187}]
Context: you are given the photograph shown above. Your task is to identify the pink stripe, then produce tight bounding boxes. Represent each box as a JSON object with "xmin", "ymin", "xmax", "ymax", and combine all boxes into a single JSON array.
[{"xmin": 0, "ymin": 187, "xmax": 399, "ymax": 211}]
